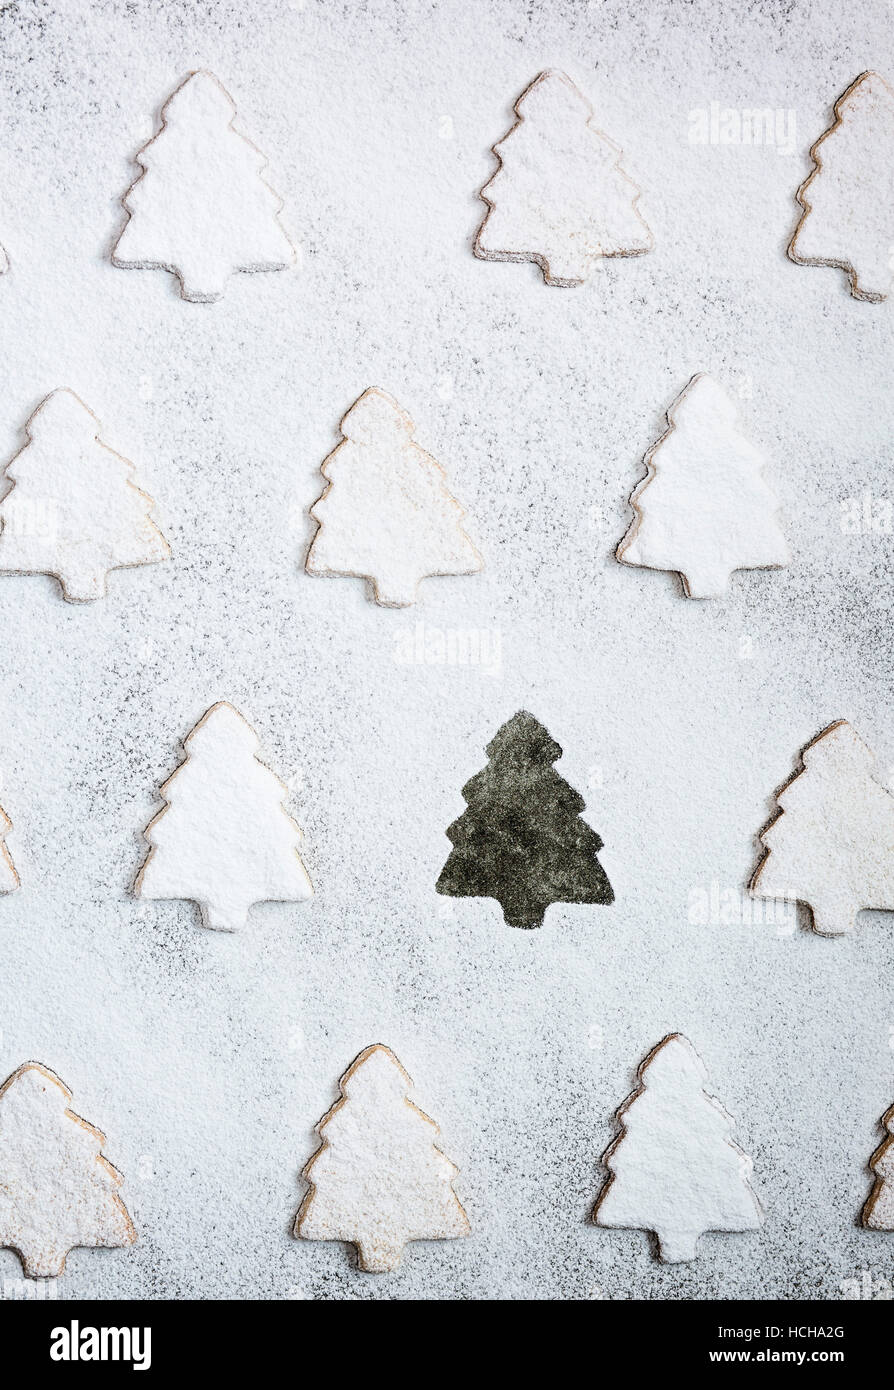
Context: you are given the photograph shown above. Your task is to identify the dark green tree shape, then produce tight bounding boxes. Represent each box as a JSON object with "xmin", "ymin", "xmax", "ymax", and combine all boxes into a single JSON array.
[{"xmin": 437, "ymin": 710, "xmax": 614, "ymax": 928}]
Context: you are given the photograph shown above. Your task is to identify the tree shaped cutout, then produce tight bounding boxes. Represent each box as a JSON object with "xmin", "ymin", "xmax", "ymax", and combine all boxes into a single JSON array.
[
  {"xmin": 0, "ymin": 803, "xmax": 19, "ymax": 893},
  {"xmin": 0, "ymin": 389, "xmax": 170, "ymax": 602},
  {"xmin": 594, "ymin": 1034, "xmax": 763, "ymax": 1263},
  {"xmin": 305, "ymin": 388, "xmax": 483, "ymax": 607},
  {"xmin": 436, "ymin": 710, "xmax": 613, "ymax": 929},
  {"xmin": 789, "ymin": 72, "xmax": 894, "ymax": 302},
  {"xmin": 750, "ymin": 720, "xmax": 894, "ymax": 937},
  {"xmin": 474, "ymin": 69, "xmax": 652, "ymax": 287},
  {"xmin": 136, "ymin": 701, "xmax": 313, "ymax": 931},
  {"xmin": 113, "ymin": 70, "xmax": 295, "ymax": 303},
  {"xmin": 617, "ymin": 373, "xmax": 790, "ymax": 598},
  {"xmin": 863, "ymin": 1104, "xmax": 894, "ymax": 1231},
  {"xmin": 296, "ymin": 1044, "xmax": 470, "ymax": 1272},
  {"xmin": 0, "ymin": 1062, "xmax": 135, "ymax": 1278}
]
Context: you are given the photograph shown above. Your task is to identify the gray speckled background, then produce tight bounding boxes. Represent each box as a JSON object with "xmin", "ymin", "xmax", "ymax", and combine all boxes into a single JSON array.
[{"xmin": 0, "ymin": 0, "xmax": 892, "ymax": 1301}]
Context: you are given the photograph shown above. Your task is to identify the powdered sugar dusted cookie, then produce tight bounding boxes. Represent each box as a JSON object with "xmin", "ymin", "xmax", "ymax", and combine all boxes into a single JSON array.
[
  {"xmin": 789, "ymin": 72, "xmax": 894, "ymax": 302},
  {"xmin": 296, "ymin": 1044, "xmax": 470, "ymax": 1272},
  {"xmin": 0, "ymin": 1062, "xmax": 136, "ymax": 1278},
  {"xmin": 136, "ymin": 701, "xmax": 313, "ymax": 932},
  {"xmin": 594, "ymin": 1034, "xmax": 763, "ymax": 1263},
  {"xmin": 0, "ymin": 246, "xmax": 8, "ymax": 275},
  {"xmin": 0, "ymin": 389, "xmax": 169, "ymax": 602},
  {"xmin": 475, "ymin": 69, "xmax": 652, "ymax": 286},
  {"xmin": 0, "ymin": 803, "xmax": 19, "ymax": 893},
  {"xmin": 617, "ymin": 373, "xmax": 790, "ymax": 598},
  {"xmin": 305, "ymin": 388, "xmax": 483, "ymax": 607},
  {"xmin": 113, "ymin": 70, "xmax": 296, "ymax": 303},
  {"xmin": 863, "ymin": 1103, "xmax": 894, "ymax": 1231},
  {"xmin": 750, "ymin": 721, "xmax": 894, "ymax": 937}
]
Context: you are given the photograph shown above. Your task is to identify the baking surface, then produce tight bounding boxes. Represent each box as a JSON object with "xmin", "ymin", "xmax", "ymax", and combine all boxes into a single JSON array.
[{"xmin": 0, "ymin": 0, "xmax": 892, "ymax": 1300}]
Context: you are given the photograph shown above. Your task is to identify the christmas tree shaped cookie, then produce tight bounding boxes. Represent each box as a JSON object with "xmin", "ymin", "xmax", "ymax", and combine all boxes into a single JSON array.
[
  {"xmin": 296, "ymin": 1044, "xmax": 470, "ymax": 1272},
  {"xmin": 474, "ymin": 69, "xmax": 652, "ymax": 286},
  {"xmin": 0, "ymin": 803, "xmax": 19, "ymax": 893},
  {"xmin": 0, "ymin": 1062, "xmax": 136, "ymax": 1278},
  {"xmin": 617, "ymin": 374, "xmax": 790, "ymax": 598},
  {"xmin": 436, "ymin": 710, "xmax": 613, "ymax": 928},
  {"xmin": 750, "ymin": 721, "xmax": 894, "ymax": 937},
  {"xmin": 594, "ymin": 1034, "xmax": 763, "ymax": 1263},
  {"xmin": 113, "ymin": 70, "xmax": 295, "ymax": 302},
  {"xmin": 306, "ymin": 388, "xmax": 483, "ymax": 607},
  {"xmin": 863, "ymin": 1104, "xmax": 894, "ymax": 1231},
  {"xmin": 0, "ymin": 390, "xmax": 169, "ymax": 602},
  {"xmin": 136, "ymin": 702, "xmax": 313, "ymax": 931},
  {"xmin": 789, "ymin": 72, "xmax": 894, "ymax": 302}
]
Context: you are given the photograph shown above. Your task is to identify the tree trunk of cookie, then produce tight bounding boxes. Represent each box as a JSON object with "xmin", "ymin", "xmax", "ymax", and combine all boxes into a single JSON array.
[
  {"xmin": 682, "ymin": 565, "xmax": 730, "ymax": 600},
  {"xmin": 22, "ymin": 1246, "xmax": 66, "ymax": 1279},
  {"xmin": 372, "ymin": 577, "xmax": 418, "ymax": 608},
  {"xmin": 357, "ymin": 1236, "xmax": 405, "ymax": 1273},
  {"xmin": 201, "ymin": 901, "xmax": 246, "ymax": 932},
  {"xmin": 808, "ymin": 899, "xmax": 854, "ymax": 936},
  {"xmin": 542, "ymin": 246, "xmax": 590, "ymax": 286},
  {"xmin": 61, "ymin": 569, "xmax": 106, "ymax": 602},
  {"xmin": 657, "ymin": 1228, "xmax": 700, "ymax": 1262},
  {"xmin": 179, "ymin": 262, "xmax": 228, "ymax": 303}
]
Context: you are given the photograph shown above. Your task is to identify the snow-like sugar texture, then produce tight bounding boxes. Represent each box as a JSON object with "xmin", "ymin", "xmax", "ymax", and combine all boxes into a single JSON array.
[
  {"xmin": 475, "ymin": 69, "xmax": 652, "ymax": 286},
  {"xmin": 791, "ymin": 72, "xmax": 894, "ymax": 301},
  {"xmin": 595, "ymin": 1034, "xmax": 762, "ymax": 1263},
  {"xmin": 0, "ymin": 804, "xmax": 18, "ymax": 892},
  {"xmin": 751, "ymin": 721, "xmax": 894, "ymax": 937},
  {"xmin": 0, "ymin": 1063, "xmax": 135, "ymax": 1279},
  {"xmin": 617, "ymin": 373, "xmax": 790, "ymax": 598},
  {"xmin": 306, "ymin": 388, "xmax": 483, "ymax": 607},
  {"xmin": 297, "ymin": 1044, "xmax": 470, "ymax": 1273},
  {"xmin": 864, "ymin": 1106, "xmax": 894, "ymax": 1230},
  {"xmin": 0, "ymin": 389, "xmax": 169, "ymax": 602},
  {"xmin": 113, "ymin": 70, "xmax": 295, "ymax": 302},
  {"xmin": 137, "ymin": 702, "xmax": 313, "ymax": 932}
]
